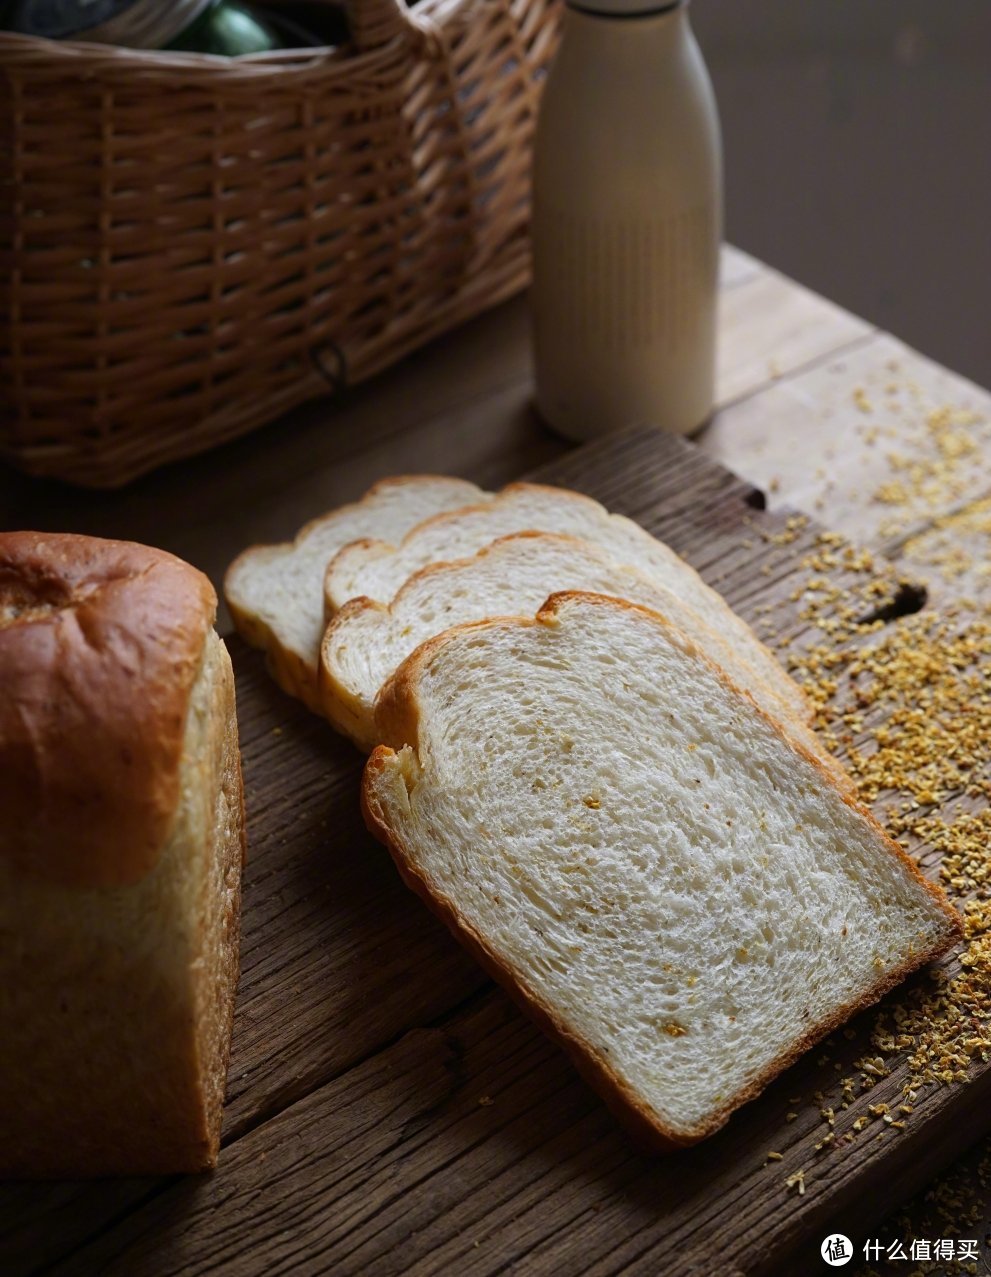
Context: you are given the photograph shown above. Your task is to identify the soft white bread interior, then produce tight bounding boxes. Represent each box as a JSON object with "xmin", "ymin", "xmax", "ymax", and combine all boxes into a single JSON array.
[
  {"xmin": 224, "ymin": 475, "xmax": 488, "ymax": 710},
  {"xmin": 326, "ymin": 481, "xmax": 809, "ymax": 723},
  {"xmin": 363, "ymin": 592, "xmax": 960, "ymax": 1148},
  {"xmin": 0, "ymin": 534, "xmax": 245, "ymax": 1177},
  {"xmin": 321, "ymin": 533, "xmax": 843, "ymax": 785}
]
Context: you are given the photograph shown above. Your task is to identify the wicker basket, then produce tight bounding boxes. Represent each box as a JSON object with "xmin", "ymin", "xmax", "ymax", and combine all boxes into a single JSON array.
[{"xmin": 0, "ymin": 0, "xmax": 560, "ymax": 487}]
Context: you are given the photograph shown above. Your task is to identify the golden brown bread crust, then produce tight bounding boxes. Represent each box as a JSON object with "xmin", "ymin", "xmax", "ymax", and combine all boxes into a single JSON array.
[
  {"xmin": 0, "ymin": 532, "xmax": 216, "ymax": 888},
  {"xmin": 190, "ymin": 633, "xmax": 246, "ymax": 1173},
  {"xmin": 0, "ymin": 631, "xmax": 245, "ymax": 1177},
  {"xmin": 326, "ymin": 481, "xmax": 812, "ymax": 725},
  {"xmin": 364, "ymin": 591, "xmax": 962, "ymax": 1149},
  {"xmin": 366, "ymin": 757, "xmax": 959, "ymax": 1148},
  {"xmin": 225, "ymin": 558, "xmax": 324, "ymax": 714},
  {"xmin": 375, "ymin": 591, "xmax": 958, "ymax": 933},
  {"xmin": 361, "ymin": 754, "xmax": 685, "ymax": 1152},
  {"xmin": 224, "ymin": 474, "xmax": 488, "ymax": 710}
]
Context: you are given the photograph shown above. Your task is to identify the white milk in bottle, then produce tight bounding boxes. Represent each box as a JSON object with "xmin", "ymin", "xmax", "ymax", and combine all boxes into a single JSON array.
[{"xmin": 532, "ymin": 0, "xmax": 722, "ymax": 440}]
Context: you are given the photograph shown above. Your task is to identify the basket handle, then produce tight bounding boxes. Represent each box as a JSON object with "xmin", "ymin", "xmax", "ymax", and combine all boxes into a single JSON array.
[{"xmin": 347, "ymin": 0, "xmax": 428, "ymax": 51}]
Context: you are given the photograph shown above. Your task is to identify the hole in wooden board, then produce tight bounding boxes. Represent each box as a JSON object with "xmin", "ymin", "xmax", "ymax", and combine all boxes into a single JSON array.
[{"xmin": 856, "ymin": 579, "xmax": 929, "ymax": 625}]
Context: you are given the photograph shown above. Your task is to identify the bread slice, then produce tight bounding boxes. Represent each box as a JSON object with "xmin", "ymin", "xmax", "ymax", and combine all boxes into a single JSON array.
[
  {"xmin": 363, "ymin": 592, "xmax": 960, "ymax": 1149},
  {"xmin": 224, "ymin": 475, "xmax": 488, "ymax": 711},
  {"xmin": 321, "ymin": 533, "xmax": 842, "ymax": 787},
  {"xmin": 0, "ymin": 533, "xmax": 245, "ymax": 1176},
  {"xmin": 326, "ymin": 481, "xmax": 809, "ymax": 723}
]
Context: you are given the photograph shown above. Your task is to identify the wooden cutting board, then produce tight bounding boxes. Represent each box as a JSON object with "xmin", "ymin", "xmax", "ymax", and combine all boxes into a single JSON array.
[{"xmin": 3, "ymin": 428, "xmax": 988, "ymax": 1277}]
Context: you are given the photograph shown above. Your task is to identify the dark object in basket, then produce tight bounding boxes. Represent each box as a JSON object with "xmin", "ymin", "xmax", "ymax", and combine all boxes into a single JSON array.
[
  {"xmin": 6, "ymin": 0, "xmax": 276, "ymax": 50},
  {"xmin": 0, "ymin": 0, "xmax": 560, "ymax": 487},
  {"xmin": 2, "ymin": 0, "xmax": 343, "ymax": 47},
  {"xmin": 257, "ymin": 3, "xmax": 350, "ymax": 48}
]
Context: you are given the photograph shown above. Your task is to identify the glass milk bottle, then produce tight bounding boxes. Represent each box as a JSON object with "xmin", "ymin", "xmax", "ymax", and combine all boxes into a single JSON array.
[{"xmin": 532, "ymin": 0, "xmax": 722, "ymax": 440}]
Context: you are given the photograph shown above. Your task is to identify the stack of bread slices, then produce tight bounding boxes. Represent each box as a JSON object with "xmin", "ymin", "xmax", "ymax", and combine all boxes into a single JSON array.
[{"xmin": 226, "ymin": 476, "xmax": 959, "ymax": 1150}]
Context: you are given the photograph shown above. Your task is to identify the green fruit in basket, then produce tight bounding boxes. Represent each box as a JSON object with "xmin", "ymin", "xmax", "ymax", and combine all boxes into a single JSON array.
[{"xmin": 167, "ymin": 1, "xmax": 279, "ymax": 54}]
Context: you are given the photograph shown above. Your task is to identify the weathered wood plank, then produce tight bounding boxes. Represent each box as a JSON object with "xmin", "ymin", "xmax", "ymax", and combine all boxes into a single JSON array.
[
  {"xmin": 222, "ymin": 433, "xmax": 908, "ymax": 1143},
  {"xmin": 702, "ymin": 331, "xmax": 991, "ymax": 582},
  {"xmin": 1, "ymin": 428, "xmax": 963, "ymax": 1277},
  {"xmin": 716, "ymin": 267, "xmax": 874, "ymax": 407},
  {"xmin": 0, "ymin": 1179, "xmax": 164, "ymax": 1276},
  {"xmin": 222, "ymin": 659, "xmax": 487, "ymax": 1138},
  {"xmin": 720, "ymin": 244, "xmax": 765, "ymax": 290},
  {"xmin": 886, "ymin": 487, "xmax": 991, "ymax": 609},
  {"xmin": 44, "ymin": 976, "xmax": 991, "ymax": 1277}
]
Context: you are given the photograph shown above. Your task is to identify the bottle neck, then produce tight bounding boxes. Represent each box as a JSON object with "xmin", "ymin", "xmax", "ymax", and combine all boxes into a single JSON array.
[
  {"xmin": 560, "ymin": 1, "xmax": 690, "ymax": 49},
  {"xmin": 565, "ymin": 0, "xmax": 685, "ymax": 18}
]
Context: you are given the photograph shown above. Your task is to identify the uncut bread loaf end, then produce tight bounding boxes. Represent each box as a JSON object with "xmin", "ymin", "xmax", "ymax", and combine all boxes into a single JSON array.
[
  {"xmin": 0, "ymin": 533, "xmax": 246, "ymax": 1177},
  {"xmin": 362, "ymin": 592, "xmax": 960, "ymax": 1149}
]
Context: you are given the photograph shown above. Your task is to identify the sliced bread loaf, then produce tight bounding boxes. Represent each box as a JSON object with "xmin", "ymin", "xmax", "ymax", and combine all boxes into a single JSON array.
[
  {"xmin": 321, "ymin": 533, "xmax": 842, "ymax": 785},
  {"xmin": 224, "ymin": 475, "xmax": 488, "ymax": 710},
  {"xmin": 363, "ymin": 592, "xmax": 960, "ymax": 1149},
  {"xmin": 326, "ymin": 481, "xmax": 809, "ymax": 723}
]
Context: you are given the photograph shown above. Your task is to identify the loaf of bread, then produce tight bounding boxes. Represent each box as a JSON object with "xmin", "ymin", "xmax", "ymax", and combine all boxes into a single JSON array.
[
  {"xmin": 320, "ymin": 531, "xmax": 844, "ymax": 787},
  {"xmin": 224, "ymin": 475, "xmax": 489, "ymax": 710},
  {"xmin": 325, "ymin": 481, "xmax": 810, "ymax": 723},
  {"xmin": 0, "ymin": 533, "xmax": 246, "ymax": 1177},
  {"xmin": 363, "ymin": 592, "xmax": 960, "ymax": 1148}
]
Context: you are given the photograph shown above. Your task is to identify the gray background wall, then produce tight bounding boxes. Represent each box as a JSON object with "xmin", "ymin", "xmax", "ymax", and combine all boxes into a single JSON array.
[{"xmin": 691, "ymin": 0, "xmax": 990, "ymax": 387}]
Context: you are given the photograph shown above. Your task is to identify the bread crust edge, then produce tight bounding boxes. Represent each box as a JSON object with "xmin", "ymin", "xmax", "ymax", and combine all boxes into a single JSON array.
[
  {"xmin": 223, "ymin": 475, "xmax": 485, "ymax": 707},
  {"xmin": 363, "ymin": 590, "xmax": 962, "ymax": 1149},
  {"xmin": 0, "ymin": 532, "xmax": 217, "ymax": 888}
]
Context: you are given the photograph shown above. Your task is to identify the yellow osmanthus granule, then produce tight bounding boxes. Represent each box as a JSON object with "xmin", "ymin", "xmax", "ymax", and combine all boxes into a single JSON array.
[
  {"xmin": 861, "ymin": 397, "xmax": 989, "ymax": 545},
  {"xmin": 763, "ymin": 535, "xmax": 908, "ymax": 660},
  {"xmin": 748, "ymin": 516, "xmax": 990, "ymax": 1227},
  {"xmin": 791, "ymin": 611, "xmax": 991, "ymax": 828},
  {"xmin": 850, "ymin": 1145, "xmax": 991, "ymax": 1276},
  {"xmin": 785, "ymin": 569, "xmax": 991, "ymax": 1154},
  {"xmin": 901, "ymin": 493, "xmax": 991, "ymax": 587},
  {"xmin": 870, "ymin": 900, "xmax": 991, "ymax": 1091},
  {"xmin": 930, "ymin": 809, "xmax": 991, "ymax": 896},
  {"xmin": 784, "ymin": 1169, "xmax": 806, "ymax": 1195},
  {"xmin": 763, "ymin": 513, "xmax": 810, "ymax": 547}
]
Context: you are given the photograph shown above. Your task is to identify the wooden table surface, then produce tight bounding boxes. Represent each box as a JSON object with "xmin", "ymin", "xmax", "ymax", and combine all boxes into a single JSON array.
[
  {"xmin": 3, "ymin": 245, "xmax": 991, "ymax": 1273},
  {"xmin": 5, "ymin": 245, "xmax": 989, "ymax": 621}
]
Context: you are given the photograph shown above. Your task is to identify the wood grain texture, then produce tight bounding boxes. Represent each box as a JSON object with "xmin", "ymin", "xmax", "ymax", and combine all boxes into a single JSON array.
[
  {"xmin": 704, "ymin": 331, "xmax": 991, "ymax": 571},
  {"xmin": 42, "ymin": 990, "xmax": 991, "ymax": 1277},
  {"xmin": 0, "ymin": 1179, "xmax": 161, "ymax": 1275},
  {"xmin": 4, "ymin": 427, "xmax": 986, "ymax": 1277},
  {"xmin": 893, "ymin": 492, "xmax": 991, "ymax": 604},
  {"xmin": 715, "ymin": 267, "xmax": 874, "ymax": 407}
]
